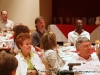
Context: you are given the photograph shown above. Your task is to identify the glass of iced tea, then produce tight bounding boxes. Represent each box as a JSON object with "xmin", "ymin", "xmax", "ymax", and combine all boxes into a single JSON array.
[
  {"xmin": 95, "ymin": 40, "xmax": 100, "ymax": 50},
  {"xmin": 95, "ymin": 40, "xmax": 100, "ymax": 44},
  {"xmin": 3, "ymin": 33, "xmax": 6, "ymax": 37}
]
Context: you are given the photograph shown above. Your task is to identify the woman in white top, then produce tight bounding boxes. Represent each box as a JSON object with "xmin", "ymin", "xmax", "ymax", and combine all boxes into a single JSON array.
[{"xmin": 15, "ymin": 33, "xmax": 45, "ymax": 75}]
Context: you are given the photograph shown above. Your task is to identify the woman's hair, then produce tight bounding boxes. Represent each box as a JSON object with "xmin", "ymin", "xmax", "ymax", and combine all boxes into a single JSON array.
[
  {"xmin": 96, "ymin": 47, "xmax": 100, "ymax": 61},
  {"xmin": 40, "ymin": 31, "xmax": 57, "ymax": 51},
  {"xmin": 15, "ymin": 33, "xmax": 31, "ymax": 49},
  {"xmin": 0, "ymin": 52, "xmax": 18, "ymax": 75},
  {"xmin": 13, "ymin": 23, "xmax": 30, "ymax": 42},
  {"xmin": 75, "ymin": 37, "xmax": 90, "ymax": 48}
]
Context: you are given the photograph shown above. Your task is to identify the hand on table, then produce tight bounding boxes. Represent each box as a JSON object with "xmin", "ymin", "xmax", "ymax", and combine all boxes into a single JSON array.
[{"xmin": 27, "ymin": 70, "xmax": 37, "ymax": 75}]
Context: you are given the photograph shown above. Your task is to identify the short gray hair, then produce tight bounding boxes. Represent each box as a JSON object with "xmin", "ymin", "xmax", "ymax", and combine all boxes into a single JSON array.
[{"xmin": 75, "ymin": 37, "xmax": 90, "ymax": 48}]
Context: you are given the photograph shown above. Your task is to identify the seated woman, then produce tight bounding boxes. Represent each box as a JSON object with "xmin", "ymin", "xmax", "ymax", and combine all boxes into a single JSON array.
[
  {"xmin": 40, "ymin": 31, "xmax": 65, "ymax": 75},
  {"xmin": 15, "ymin": 33, "xmax": 45, "ymax": 75},
  {"xmin": 12, "ymin": 23, "xmax": 36, "ymax": 54}
]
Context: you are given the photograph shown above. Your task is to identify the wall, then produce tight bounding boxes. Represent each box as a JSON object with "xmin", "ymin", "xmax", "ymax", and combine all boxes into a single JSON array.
[
  {"xmin": 40, "ymin": 0, "xmax": 52, "ymax": 29},
  {"xmin": 52, "ymin": 0, "xmax": 100, "ymax": 23},
  {"xmin": 0, "ymin": 0, "xmax": 39, "ymax": 30}
]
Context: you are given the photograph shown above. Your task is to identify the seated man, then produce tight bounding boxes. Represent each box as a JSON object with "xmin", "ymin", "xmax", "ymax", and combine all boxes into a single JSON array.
[
  {"xmin": 0, "ymin": 10, "xmax": 14, "ymax": 30},
  {"xmin": 0, "ymin": 51, "xmax": 18, "ymax": 75},
  {"xmin": 66, "ymin": 37, "xmax": 100, "ymax": 75},
  {"xmin": 68, "ymin": 19, "xmax": 90, "ymax": 46},
  {"xmin": 31, "ymin": 16, "xmax": 46, "ymax": 52}
]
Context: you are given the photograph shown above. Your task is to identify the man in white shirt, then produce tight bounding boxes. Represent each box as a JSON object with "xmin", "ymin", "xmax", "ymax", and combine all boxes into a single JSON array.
[
  {"xmin": 66, "ymin": 37, "xmax": 100, "ymax": 75},
  {"xmin": 68, "ymin": 19, "xmax": 90, "ymax": 46},
  {"xmin": 0, "ymin": 10, "xmax": 14, "ymax": 30}
]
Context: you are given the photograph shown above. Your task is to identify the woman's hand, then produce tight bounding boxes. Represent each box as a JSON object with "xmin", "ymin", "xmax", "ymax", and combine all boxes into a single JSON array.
[
  {"xmin": 34, "ymin": 46, "xmax": 42, "ymax": 52},
  {"xmin": 27, "ymin": 70, "xmax": 37, "ymax": 75}
]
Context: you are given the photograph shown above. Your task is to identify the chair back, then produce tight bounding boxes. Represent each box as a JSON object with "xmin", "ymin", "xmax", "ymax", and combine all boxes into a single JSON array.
[{"xmin": 43, "ymin": 58, "xmax": 50, "ymax": 75}]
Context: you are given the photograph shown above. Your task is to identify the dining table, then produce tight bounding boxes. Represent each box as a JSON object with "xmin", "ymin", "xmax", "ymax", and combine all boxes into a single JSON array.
[
  {"xmin": 0, "ymin": 31, "xmax": 13, "ymax": 54},
  {"xmin": 57, "ymin": 45, "xmax": 96, "ymax": 62}
]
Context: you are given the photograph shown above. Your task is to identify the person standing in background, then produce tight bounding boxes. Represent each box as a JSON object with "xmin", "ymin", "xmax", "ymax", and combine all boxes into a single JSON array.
[
  {"xmin": 68, "ymin": 19, "xmax": 90, "ymax": 46},
  {"xmin": 31, "ymin": 16, "xmax": 46, "ymax": 52},
  {"xmin": 0, "ymin": 10, "xmax": 14, "ymax": 30}
]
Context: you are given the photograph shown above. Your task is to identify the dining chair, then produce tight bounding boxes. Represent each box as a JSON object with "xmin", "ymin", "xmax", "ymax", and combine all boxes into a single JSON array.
[
  {"xmin": 81, "ymin": 17, "xmax": 87, "ymax": 25},
  {"xmin": 58, "ymin": 63, "xmax": 81, "ymax": 75},
  {"xmin": 65, "ymin": 17, "xmax": 70, "ymax": 24},
  {"xmin": 53, "ymin": 17, "xmax": 57, "ymax": 24},
  {"xmin": 88, "ymin": 17, "xmax": 95, "ymax": 25},
  {"xmin": 95, "ymin": 16, "xmax": 100, "ymax": 25},
  {"xmin": 71, "ymin": 17, "xmax": 75, "ymax": 24},
  {"xmin": 58, "ymin": 17, "xmax": 63, "ymax": 24},
  {"xmin": 42, "ymin": 58, "xmax": 50, "ymax": 75}
]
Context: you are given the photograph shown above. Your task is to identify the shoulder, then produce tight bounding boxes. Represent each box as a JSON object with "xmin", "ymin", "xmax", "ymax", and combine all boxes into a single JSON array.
[
  {"xmin": 33, "ymin": 53, "xmax": 40, "ymax": 57},
  {"xmin": 7, "ymin": 19, "xmax": 13, "ymax": 23},
  {"xmin": 83, "ymin": 30, "xmax": 90, "ymax": 34},
  {"xmin": 44, "ymin": 50, "xmax": 57, "ymax": 59},
  {"xmin": 15, "ymin": 54, "xmax": 24, "ymax": 61},
  {"xmin": 68, "ymin": 31, "xmax": 75, "ymax": 36},
  {"xmin": 31, "ymin": 52, "xmax": 41, "ymax": 60},
  {"xmin": 31, "ymin": 30, "xmax": 39, "ymax": 37},
  {"xmin": 31, "ymin": 30, "xmax": 38, "ymax": 35},
  {"xmin": 68, "ymin": 31, "xmax": 75, "ymax": 34},
  {"xmin": 45, "ymin": 50, "xmax": 56, "ymax": 55}
]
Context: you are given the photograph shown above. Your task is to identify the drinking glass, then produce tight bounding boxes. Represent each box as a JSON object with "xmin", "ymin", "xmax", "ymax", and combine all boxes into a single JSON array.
[
  {"xmin": 95, "ymin": 40, "xmax": 100, "ymax": 50},
  {"xmin": 63, "ymin": 41, "xmax": 67, "ymax": 47}
]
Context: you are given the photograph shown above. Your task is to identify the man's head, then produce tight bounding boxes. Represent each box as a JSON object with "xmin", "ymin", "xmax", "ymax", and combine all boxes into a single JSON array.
[
  {"xmin": 75, "ymin": 37, "xmax": 92, "ymax": 59},
  {"xmin": 35, "ymin": 16, "xmax": 45, "ymax": 31},
  {"xmin": 0, "ymin": 52, "xmax": 18, "ymax": 75},
  {"xmin": 75, "ymin": 19, "xmax": 83, "ymax": 30},
  {"xmin": 1, "ymin": 10, "xmax": 8, "ymax": 22}
]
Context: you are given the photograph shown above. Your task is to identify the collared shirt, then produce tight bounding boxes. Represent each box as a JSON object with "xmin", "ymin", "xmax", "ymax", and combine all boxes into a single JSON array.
[
  {"xmin": 0, "ymin": 19, "xmax": 14, "ymax": 29},
  {"xmin": 15, "ymin": 52, "xmax": 46, "ymax": 75},
  {"xmin": 66, "ymin": 53, "xmax": 100, "ymax": 75},
  {"xmin": 31, "ymin": 29, "xmax": 46, "ymax": 47},
  {"xmin": 20, "ymin": 52, "xmax": 34, "ymax": 70},
  {"xmin": 68, "ymin": 30, "xmax": 90, "ymax": 46},
  {"xmin": 20, "ymin": 52, "xmax": 39, "ymax": 75}
]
